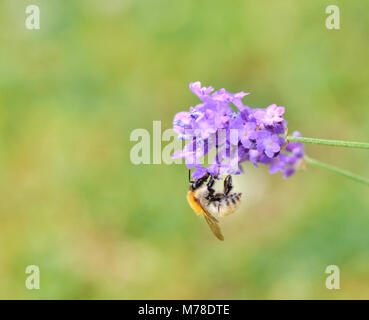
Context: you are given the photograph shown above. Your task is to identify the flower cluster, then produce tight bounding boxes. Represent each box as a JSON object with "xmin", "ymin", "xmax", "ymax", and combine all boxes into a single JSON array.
[{"xmin": 172, "ymin": 82, "xmax": 304, "ymax": 179}]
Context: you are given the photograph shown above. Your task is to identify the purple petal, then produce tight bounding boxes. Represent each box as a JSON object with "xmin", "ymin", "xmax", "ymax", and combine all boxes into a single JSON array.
[
  {"xmin": 265, "ymin": 147, "xmax": 276, "ymax": 158},
  {"xmin": 189, "ymin": 81, "xmax": 214, "ymax": 100},
  {"xmin": 269, "ymin": 159, "xmax": 285, "ymax": 174},
  {"xmin": 276, "ymin": 106, "xmax": 285, "ymax": 116},
  {"xmin": 283, "ymin": 167, "xmax": 296, "ymax": 178},
  {"xmin": 253, "ymin": 110, "xmax": 266, "ymax": 123},
  {"xmin": 271, "ymin": 143, "xmax": 281, "ymax": 153},
  {"xmin": 293, "ymin": 148, "xmax": 304, "ymax": 158},
  {"xmin": 171, "ymin": 150, "xmax": 184, "ymax": 159},
  {"xmin": 241, "ymin": 137, "xmax": 251, "ymax": 149},
  {"xmin": 192, "ymin": 166, "xmax": 207, "ymax": 179}
]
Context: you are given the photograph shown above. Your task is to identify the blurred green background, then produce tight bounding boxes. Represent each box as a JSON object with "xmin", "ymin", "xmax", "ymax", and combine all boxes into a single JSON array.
[{"xmin": 0, "ymin": 0, "xmax": 368, "ymax": 299}]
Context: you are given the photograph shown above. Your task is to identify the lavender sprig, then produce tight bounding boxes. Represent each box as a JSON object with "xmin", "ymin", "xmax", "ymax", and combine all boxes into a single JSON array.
[
  {"xmin": 286, "ymin": 136, "xmax": 369, "ymax": 150},
  {"xmin": 305, "ymin": 156, "xmax": 369, "ymax": 187},
  {"xmin": 172, "ymin": 81, "xmax": 369, "ymax": 186}
]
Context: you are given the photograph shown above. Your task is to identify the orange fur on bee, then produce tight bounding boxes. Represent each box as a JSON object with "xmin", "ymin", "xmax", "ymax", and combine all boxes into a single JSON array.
[{"xmin": 187, "ymin": 191, "xmax": 205, "ymax": 216}]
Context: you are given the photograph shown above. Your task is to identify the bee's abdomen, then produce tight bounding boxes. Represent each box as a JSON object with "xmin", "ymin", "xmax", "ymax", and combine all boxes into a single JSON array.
[{"xmin": 207, "ymin": 192, "xmax": 242, "ymax": 217}]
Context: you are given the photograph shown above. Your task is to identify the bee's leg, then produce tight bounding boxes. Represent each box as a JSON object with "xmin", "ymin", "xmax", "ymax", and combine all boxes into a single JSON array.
[
  {"xmin": 223, "ymin": 175, "xmax": 233, "ymax": 195},
  {"xmin": 207, "ymin": 175, "xmax": 216, "ymax": 196}
]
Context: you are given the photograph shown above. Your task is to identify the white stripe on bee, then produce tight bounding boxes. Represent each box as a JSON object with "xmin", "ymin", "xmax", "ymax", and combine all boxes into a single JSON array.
[{"xmin": 206, "ymin": 193, "xmax": 242, "ymax": 218}]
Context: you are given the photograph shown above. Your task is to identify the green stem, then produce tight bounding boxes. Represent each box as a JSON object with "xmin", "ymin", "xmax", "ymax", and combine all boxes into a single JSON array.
[
  {"xmin": 287, "ymin": 136, "xmax": 369, "ymax": 150},
  {"xmin": 305, "ymin": 156, "xmax": 369, "ymax": 187}
]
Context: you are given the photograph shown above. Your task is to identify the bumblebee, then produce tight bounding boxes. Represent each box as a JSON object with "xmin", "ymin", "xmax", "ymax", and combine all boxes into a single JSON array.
[{"xmin": 187, "ymin": 172, "xmax": 242, "ymax": 240}]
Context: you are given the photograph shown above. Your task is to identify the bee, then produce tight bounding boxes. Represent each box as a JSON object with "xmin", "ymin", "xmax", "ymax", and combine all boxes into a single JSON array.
[{"xmin": 187, "ymin": 171, "xmax": 242, "ymax": 241}]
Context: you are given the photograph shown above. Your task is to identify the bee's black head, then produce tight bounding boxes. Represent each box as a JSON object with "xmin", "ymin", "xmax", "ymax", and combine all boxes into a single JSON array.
[
  {"xmin": 189, "ymin": 170, "xmax": 209, "ymax": 191},
  {"xmin": 189, "ymin": 179, "xmax": 204, "ymax": 191}
]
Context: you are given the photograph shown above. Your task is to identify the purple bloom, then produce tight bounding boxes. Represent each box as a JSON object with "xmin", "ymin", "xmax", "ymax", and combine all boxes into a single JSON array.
[
  {"xmin": 293, "ymin": 148, "xmax": 304, "ymax": 158},
  {"xmin": 283, "ymin": 167, "xmax": 296, "ymax": 178},
  {"xmin": 269, "ymin": 154, "xmax": 287, "ymax": 174},
  {"xmin": 192, "ymin": 165, "xmax": 207, "ymax": 179},
  {"xmin": 240, "ymin": 122, "xmax": 257, "ymax": 149},
  {"xmin": 206, "ymin": 163, "xmax": 220, "ymax": 176},
  {"xmin": 206, "ymin": 161, "xmax": 236, "ymax": 176},
  {"xmin": 172, "ymin": 82, "xmax": 305, "ymax": 179},
  {"xmin": 256, "ymin": 131, "xmax": 282, "ymax": 158},
  {"xmin": 248, "ymin": 149, "xmax": 261, "ymax": 167},
  {"xmin": 189, "ymin": 81, "xmax": 214, "ymax": 101},
  {"xmin": 254, "ymin": 104, "xmax": 285, "ymax": 126},
  {"xmin": 192, "ymin": 111, "xmax": 218, "ymax": 139},
  {"xmin": 173, "ymin": 111, "xmax": 192, "ymax": 140},
  {"xmin": 286, "ymin": 131, "xmax": 304, "ymax": 152},
  {"xmin": 267, "ymin": 120, "xmax": 287, "ymax": 134}
]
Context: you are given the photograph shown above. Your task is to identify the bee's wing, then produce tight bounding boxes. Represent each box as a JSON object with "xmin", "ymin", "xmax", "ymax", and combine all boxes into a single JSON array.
[{"xmin": 202, "ymin": 209, "xmax": 224, "ymax": 241}]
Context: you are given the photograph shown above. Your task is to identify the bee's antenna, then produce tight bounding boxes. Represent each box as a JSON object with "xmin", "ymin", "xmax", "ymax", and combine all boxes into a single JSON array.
[{"xmin": 188, "ymin": 169, "xmax": 192, "ymax": 183}]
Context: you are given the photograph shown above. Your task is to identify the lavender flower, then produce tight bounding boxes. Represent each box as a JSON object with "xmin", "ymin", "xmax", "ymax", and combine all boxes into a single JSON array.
[
  {"xmin": 256, "ymin": 131, "xmax": 283, "ymax": 158},
  {"xmin": 254, "ymin": 104, "xmax": 285, "ymax": 126},
  {"xmin": 172, "ymin": 82, "xmax": 304, "ymax": 179}
]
